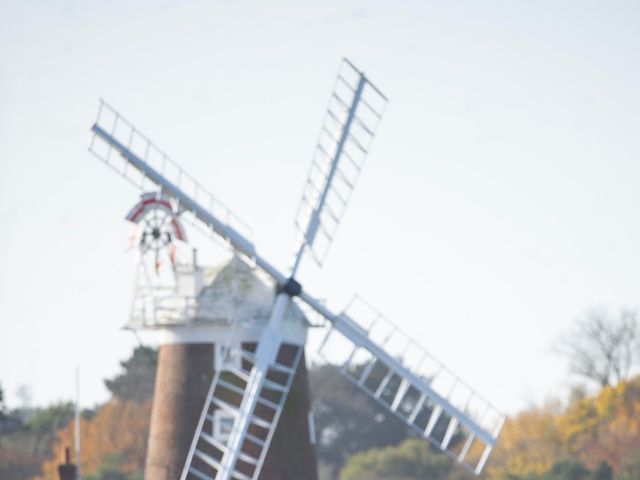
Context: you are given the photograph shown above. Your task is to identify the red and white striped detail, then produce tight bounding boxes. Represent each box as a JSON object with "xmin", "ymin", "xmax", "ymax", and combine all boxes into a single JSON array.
[{"xmin": 125, "ymin": 192, "xmax": 187, "ymax": 242}]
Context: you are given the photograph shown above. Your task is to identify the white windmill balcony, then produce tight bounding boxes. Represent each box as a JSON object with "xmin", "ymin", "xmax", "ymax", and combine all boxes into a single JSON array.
[
  {"xmin": 129, "ymin": 291, "xmax": 238, "ymax": 328},
  {"xmin": 127, "ymin": 256, "xmax": 307, "ymax": 334}
]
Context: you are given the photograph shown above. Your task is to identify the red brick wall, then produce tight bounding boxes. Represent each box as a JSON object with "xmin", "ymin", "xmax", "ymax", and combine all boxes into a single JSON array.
[{"xmin": 144, "ymin": 342, "xmax": 317, "ymax": 480}]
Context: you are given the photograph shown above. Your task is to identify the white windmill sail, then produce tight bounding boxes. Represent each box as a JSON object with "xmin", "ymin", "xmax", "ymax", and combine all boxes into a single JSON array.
[
  {"xmin": 89, "ymin": 101, "xmax": 254, "ymax": 255},
  {"xmin": 306, "ymin": 295, "xmax": 506, "ymax": 474},
  {"xmin": 89, "ymin": 58, "xmax": 505, "ymax": 480},
  {"xmin": 294, "ymin": 59, "xmax": 387, "ymax": 266}
]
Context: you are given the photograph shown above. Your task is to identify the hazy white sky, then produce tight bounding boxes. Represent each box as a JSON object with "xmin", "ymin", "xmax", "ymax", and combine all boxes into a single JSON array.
[{"xmin": 1, "ymin": 0, "xmax": 639, "ymax": 416}]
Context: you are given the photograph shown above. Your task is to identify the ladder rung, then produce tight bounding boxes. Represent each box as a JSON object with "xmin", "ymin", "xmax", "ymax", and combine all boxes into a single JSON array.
[
  {"xmin": 228, "ymin": 366, "xmax": 250, "ymax": 382},
  {"xmin": 359, "ymin": 96, "xmax": 383, "ymax": 119},
  {"xmin": 425, "ymin": 405, "xmax": 443, "ymax": 437},
  {"xmin": 321, "ymin": 125, "xmax": 341, "ymax": 145},
  {"xmin": 332, "ymin": 92, "xmax": 350, "ymax": 111},
  {"xmin": 390, "ymin": 379, "xmax": 410, "ymax": 412},
  {"xmin": 337, "ymin": 74, "xmax": 356, "ymax": 92},
  {"xmin": 263, "ymin": 378, "xmax": 288, "ymax": 392},
  {"xmin": 457, "ymin": 433, "xmax": 475, "ymax": 461},
  {"xmin": 358, "ymin": 359, "xmax": 376, "ymax": 385},
  {"xmin": 353, "ymin": 115, "xmax": 375, "ymax": 137},
  {"xmin": 407, "ymin": 394, "xmax": 426, "ymax": 424},
  {"xmin": 251, "ymin": 415, "xmax": 273, "ymax": 430},
  {"xmin": 335, "ymin": 167, "xmax": 355, "ymax": 189},
  {"xmin": 441, "ymin": 417, "xmax": 459, "ymax": 449},
  {"xmin": 328, "ymin": 184, "xmax": 347, "ymax": 206},
  {"xmin": 318, "ymin": 223, "xmax": 334, "ymax": 240},
  {"xmin": 269, "ymin": 362, "xmax": 296, "ymax": 375},
  {"xmin": 237, "ymin": 451, "xmax": 259, "ymax": 466},
  {"xmin": 340, "ymin": 346, "xmax": 358, "ymax": 373},
  {"xmin": 217, "ymin": 379, "xmax": 245, "ymax": 396},
  {"xmin": 238, "ymin": 349, "xmax": 257, "ymax": 364},
  {"xmin": 321, "ymin": 203, "xmax": 342, "ymax": 224},
  {"xmin": 189, "ymin": 466, "xmax": 213, "ymax": 480},
  {"xmin": 304, "ymin": 178, "xmax": 323, "ymax": 198},
  {"xmin": 341, "ymin": 149, "xmax": 362, "ymax": 172},
  {"xmin": 211, "ymin": 399, "xmax": 239, "ymax": 416},
  {"xmin": 326, "ymin": 108, "xmax": 345, "ymax": 129},
  {"xmin": 374, "ymin": 369, "xmax": 394, "ymax": 398},
  {"xmin": 347, "ymin": 133, "xmax": 367, "ymax": 153},
  {"xmin": 257, "ymin": 396, "xmax": 280, "ymax": 411},
  {"xmin": 310, "ymin": 159, "xmax": 330, "ymax": 180},
  {"xmin": 231, "ymin": 471, "xmax": 252, "ymax": 480},
  {"xmin": 317, "ymin": 143, "xmax": 335, "ymax": 163},
  {"xmin": 327, "ymin": 106, "xmax": 348, "ymax": 127},
  {"xmin": 245, "ymin": 432, "xmax": 266, "ymax": 447},
  {"xmin": 199, "ymin": 431, "xmax": 227, "ymax": 453},
  {"xmin": 194, "ymin": 449, "xmax": 221, "ymax": 470},
  {"xmin": 475, "ymin": 445, "xmax": 493, "ymax": 475}
]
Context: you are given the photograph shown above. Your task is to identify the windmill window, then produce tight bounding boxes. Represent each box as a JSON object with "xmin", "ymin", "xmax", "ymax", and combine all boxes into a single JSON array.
[
  {"xmin": 214, "ymin": 343, "xmax": 241, "ymax": 371},
  {"xmin": 213, "ymin": 409, "xmax": 235, "ymax": 442}
]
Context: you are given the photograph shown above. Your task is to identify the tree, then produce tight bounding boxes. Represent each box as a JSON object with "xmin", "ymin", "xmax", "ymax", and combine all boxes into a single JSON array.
[
  {"xmin": 486, "ymin": 401, "xmax": 565, "ymax": 478},
  {"xmin": 84, "ymin": 453, "xmax": 144, "ymax": 480},
  {"xmin": 592, "ymin": 461, "xmax": 613, "ymax": 480},
  {"xmin": 36, "ymin": 394, "xmax": 152, "ymax": 479},
  {"xmin": 558, "ymin": 308, "xmax": 639, "ymax": 387},
  {"xmin": 1, "ymin": 347, "xmax": 156, "ymax": 480},
  {"xmin": 0, "ymin": 383, "xmax": 23, "ymax": 445},
  {"xmin": 27, "ymin": 402, "xmax": 75, "ymax": 434},
  {"xmin": 546, "ymin": 459, "xmax": 590, "ymax": 480},
  {"xmin": 488, "ymin": 376, "xmax": 640, "ymax": 480},
  {"xmin": 339, "ymin": 437, "xmax": 472, "ymax": 480},
  {"xmin": 0, "ymin": 400, "xmax": 72, "ymax": 480},
  {"xmin": 309, "ymin": 364, "xmax": 409, "ymax": 479},
  {"xmin": 15, "ymin": 384, "xmax": 32, "ymax": 409},
  {"xmin": 0, "ymin": 383, "xmax": 8, "ymax": 441},
  {"xmin": 104, "ymin": 346, "xmax": 158, "ymax": 402}
]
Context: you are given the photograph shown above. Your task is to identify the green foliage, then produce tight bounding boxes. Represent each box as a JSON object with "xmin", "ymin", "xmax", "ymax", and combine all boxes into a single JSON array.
[
  {"xmin": 547, "ymin": 459, "xmax": 590, "ymax": 480},
  {"xmin": 27, "ymin": 402, "xmax": 75, "ymax": 434},
  {"xmin": 499, "ymin": 459, "xmax": 614, "ymax": 480},
  {"xmin": 339, "ymin": 437, "xmax": 470, "ymax": 480},
  {"xmin": 618, "ymin": 456, "xmax": 640, "ymax": 480},
  {"xmin": 84, "ymin": 453, "xmax": 144, "ymax": 480},
  {"xmin": 592, "ymin": 462, "xmax": 614, "ymax": 480},
  {"xmin": 81, "ymin": 405, "xmax": 100, "ymax": 420},
  {"xmin": 310, "ymin": 364, "xmax": 408, "ymax": 478},
  {"xmin": 0, "ymin": 383, "xmax": 11, "ymax": 440},
  {"xmin": 0, "ymin": 383, "xmax": 33, "ymax": 477},
  {"xmin": 0, "ymin": 383, "xmax": 21, "ymax": 443},
  {"xmin": 104, "ymin": 346, "xmax": 158, "ymax": 403}
]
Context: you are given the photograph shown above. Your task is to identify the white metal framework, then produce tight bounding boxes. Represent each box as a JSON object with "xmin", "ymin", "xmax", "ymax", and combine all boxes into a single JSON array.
[
  {"xmin": 315, "ymin": 295, "xmax": 505, "ymax": 473},
  {"xmin": 294, "ymin": 59, "xmax": 387, "ymax": 266},
  {"xmin": 89, "ymin": 58, "xmax": 505, "ymax": 479}
]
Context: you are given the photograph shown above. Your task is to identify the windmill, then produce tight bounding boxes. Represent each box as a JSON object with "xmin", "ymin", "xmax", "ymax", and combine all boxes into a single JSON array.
[{"xmin": 89, "ymin": 59, "xmax": 506, "ymax": 480}]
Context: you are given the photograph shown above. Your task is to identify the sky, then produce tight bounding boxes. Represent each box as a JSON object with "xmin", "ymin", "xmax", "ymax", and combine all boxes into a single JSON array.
[{"xmin": 1, "ymin": 0, "xmax": 639, "ymax": 417}]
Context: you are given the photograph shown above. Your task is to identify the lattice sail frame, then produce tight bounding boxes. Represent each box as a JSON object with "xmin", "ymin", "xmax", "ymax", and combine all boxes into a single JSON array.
[
  {"xmin": 312, "ymin": 295, "xmax": 506, "ymax": 474},
  {"xmin": 295, "ymin": 59, "xmax": 387, "ymax": 266},
  {"xmin": 89, "ymin": 100, "xmax": 253, "ymax": 246}
]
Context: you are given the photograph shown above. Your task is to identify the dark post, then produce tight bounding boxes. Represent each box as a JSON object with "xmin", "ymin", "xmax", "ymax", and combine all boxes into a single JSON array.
[{"xmin": 58, "ymin": 447, "xmax": 77, "ymax": 480}]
